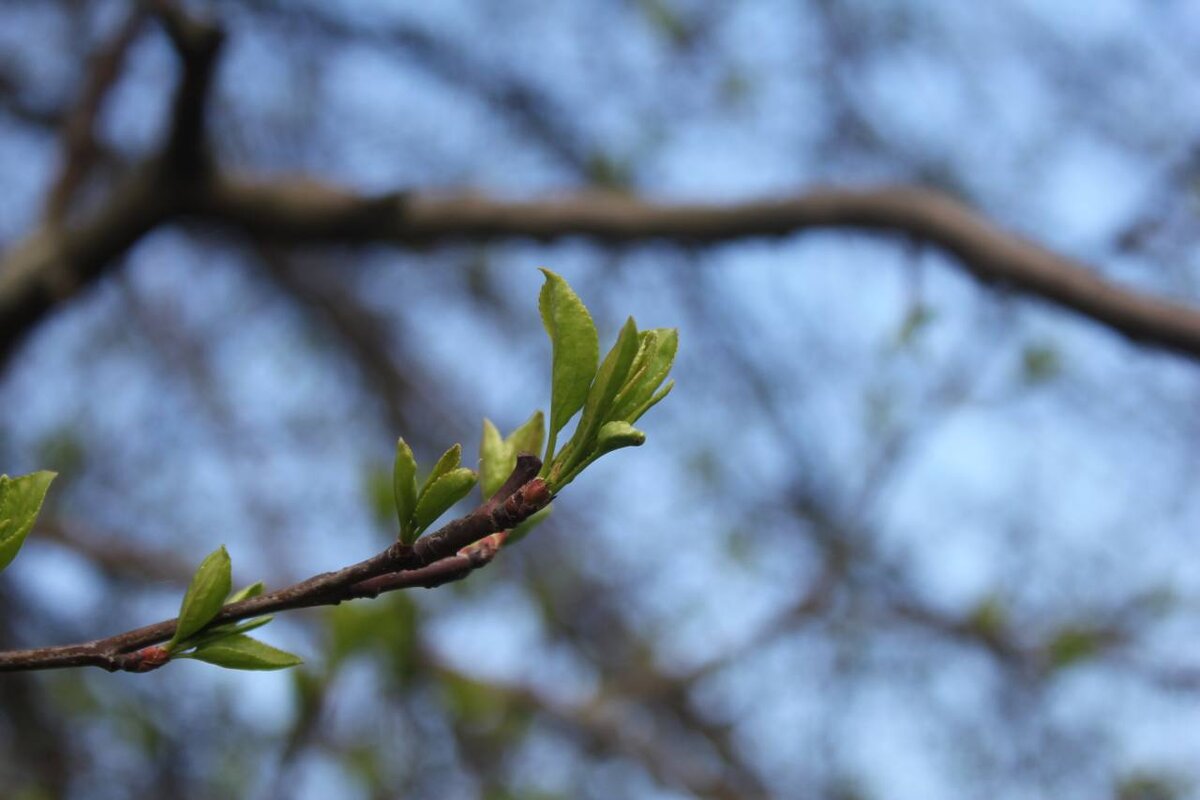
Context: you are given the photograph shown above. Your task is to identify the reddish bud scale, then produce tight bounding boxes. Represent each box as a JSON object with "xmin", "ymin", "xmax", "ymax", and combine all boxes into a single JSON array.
[
  {"xmin": 523, "ymin": 478, "xmax": 551, "ymax": 507},
  {"xmin": 126, "ymin": 646, "xmax": 170, "ymax": 673}
]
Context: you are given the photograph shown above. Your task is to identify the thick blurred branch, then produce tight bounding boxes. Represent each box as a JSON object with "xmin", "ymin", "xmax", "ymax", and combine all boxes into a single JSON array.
[
  {"xmin": 202, "ymin": 182, "xmax": 1200, "ymax": 358},
  {"xmin": 2, "ymin": 5, "xmax": 1196, "ymax": 366},
  {"xmin": 7, "ymin": 177, "xmax": 1200, "ymax": 367},
  {"xmin": 34, "ymin": 516, "xmax": 194, "ymax": 585},
  {"xmin": 0, "ymin": 3, "xmax": 223, "ymax": 367}
]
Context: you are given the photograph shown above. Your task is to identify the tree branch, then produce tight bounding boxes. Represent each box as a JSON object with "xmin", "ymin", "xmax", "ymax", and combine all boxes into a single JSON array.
[
  {"xmin": 151, "ymin": 0, "xmax": 224, "ymax": 177},
  {"xmin": 199, "ymin": 181, "xmax": 1200, "ymax": 358},
  {"xmin": 0, "ymin": 2, "xmax": 222, "ymax": 368},
  {"xmin": 0, "ymin": 457, "xmax": 547, "ymax": 673},
  {"xmin": 43, "ymin": 6, "xmax": 148, "ymax": 222},
  {"xmin": 4, "ymin": 5, "xmax": 1199, "ymax": 366},
  {"xmin": 8, "ymin": 174, "xmax": 1200, "ymax": 368}
]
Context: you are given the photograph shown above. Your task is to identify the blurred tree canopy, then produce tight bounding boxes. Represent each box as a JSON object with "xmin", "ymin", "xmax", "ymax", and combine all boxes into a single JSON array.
[{"xmin": 2, "ymin": 1, "xmax": 1200, "ymax": 798}]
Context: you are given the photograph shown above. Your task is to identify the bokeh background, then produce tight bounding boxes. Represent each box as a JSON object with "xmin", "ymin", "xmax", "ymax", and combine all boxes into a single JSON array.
[{"xmin": 2, "ymin": 1, "xmax": 1200, "ymax": 798}]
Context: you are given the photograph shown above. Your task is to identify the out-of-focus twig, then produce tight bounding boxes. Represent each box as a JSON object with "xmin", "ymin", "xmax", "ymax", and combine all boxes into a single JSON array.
[{"xmin": 43, "ymin": 6, "xmax": 148, "ymax": 222}]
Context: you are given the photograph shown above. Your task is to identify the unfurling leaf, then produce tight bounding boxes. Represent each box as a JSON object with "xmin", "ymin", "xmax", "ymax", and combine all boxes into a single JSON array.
[
  {"xmin": 538, "ymin": 269, "xmax": 599, "ymax": 463},
  {"xmin": 393, "ymin": 437, "xmax": 418, "ymax": 540},
  {"xmin": 422, "ymin": 444, "xmax": 462, "ymax": 497},
  {"xmin": 625, "ymin": 379, "xmax": 674, "ymax": 424},
  {"xmin": 185, "ymin": 634, "xmax": 302, "ymax": 671},
  {"xmin": 227, "ymin": 581, "xmax": 265, "ymax": 604},
  {"xmin": 171, "ymin": 546, "xmax": 232, "ymax": 648},
  {"xmin": 595, "ymin": 421, "xmax": 646, "ymax": 454},
  {"xmin": 612, "ymin": 328, "xmax": 677, "ymax": 422},
  {"xmin": 479, "ymin": 419, "xmax": 509, "ymax": 499},
  {"xmin": 0, "ymin": 470, "xmax": 56, "ymax": 573},
  {"xmin": 185, "ymin": 615, "xmax": 274, "ymax": 649},
  {"xmin": 480, "ymin": 412, "xmax": 546, "ymax": 499},
  {"xmin": 506, "ymin": 410, "xmax": 544, "ymax": 460},
  {"xmin": 555, "ymin": 316, "xmax": 640, "ymax": 480},
  {"xmin": 553, "ymin": 421, "xmax": 646, "ymax": 489},
  {"xmin": 412, "ymin": 467, "xmax": 478, "ymax": 536}
]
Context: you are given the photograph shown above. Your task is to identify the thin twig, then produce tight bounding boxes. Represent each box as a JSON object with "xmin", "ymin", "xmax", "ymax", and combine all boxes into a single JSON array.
[
  {"xmin": 0, "ymin": 457, "xmax": 548, "ymax": 673},
  {"xmin": 44, "ymin": 6, "xmax": 148, "ymax": 222}
]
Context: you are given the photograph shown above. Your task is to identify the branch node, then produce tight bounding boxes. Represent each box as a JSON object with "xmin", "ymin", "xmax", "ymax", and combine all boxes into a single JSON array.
[{"xmin": 118, "ymin": 645, "xmax": 171, "ymax": 673}]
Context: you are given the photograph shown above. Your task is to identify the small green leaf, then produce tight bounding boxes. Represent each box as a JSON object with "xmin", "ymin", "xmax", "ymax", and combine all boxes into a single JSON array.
[
  {"xmin": 967, "ymin": 597, "xmax": 1008, "ymax": 641},
  {"xmin": 595, "ymin": 421, "xmax": 646, "ymax": 453},
  {"xmin": 556, "ymin": 316, "xmax": 643, "ymax": 479},
  {"xmin": 555, "ymin": 422, "xmax": 646, "ymax": 489},
  {"xmin": 184, "ymin": 634, "xmax": 302, "ymax": 671},
  {"xmin": 422, "ymin": 444, "xmax": 462, "ymax": 499},
  {"xmin": 895, "ymin": 305, "xmax": 936, "ymax": 348},
  {"xmin": 393, "ymin": 437, "xmax": 418, "ymax": 540},
  {"xmin": 480, "ymin": 412, "xmax": 546, "ymax": 500},
  {"xmin": 1022, "ymin": 343, "xmax": 1061, "ymax": 385},
  {"xmin": 611, "ymin": 329, "xmax": 660, "ymax": 408},
  {"xmin": 612, "ymin": 328, "xmax": 677, "ymax": 422},
  {"xmin": 0, "ymin": 470, "xmax": 56, "ymax": 573},
  {"xmin": 1046, "ymin": 626, "xmax": 1105, "ymax": 670},
  {"xmin": 227, "ymin": 581, "xmax": 264, "ymax": 604},
  {"xmin": 411, "ymin": 467, "xmax": 478, "ymax": 538},
  {"xmin": 186, "ymin": 615, "xmax": 274, "ymax": 649},
  {"xmin": 479, "ymin": 419, "xmax": 510, "ymax": 499},
  {"xmin": 538, "ymin": 269, "xmax": 599, "ymax": 465},
  {"xmin": 506, "ymin": 410, "xmax": 544, "ymax": 459},
  {"xmin": 625, "ymin": 379, "xmax": 674, "ymax": 424},
  {"xmin": 327, "ymin": 597, "xmax": 418, "ymax": 672},
  {"xmin": 171, "ymin": 546, "xmax": 232, "ymax": 648}
]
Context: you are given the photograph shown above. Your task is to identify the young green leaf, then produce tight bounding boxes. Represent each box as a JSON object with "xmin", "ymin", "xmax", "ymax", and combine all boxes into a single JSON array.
[
  {"xmin": 227, "ymin": 581, "xmax": 265, "ymax": 604},
  {"xmin": 393, "ymin": 437, "xmax": 418, "ymax": 540},
  {"xmin": 595, "ymin": 421, "xmax": 646, "ymax": 453},
  {"xmin": 184, "ymin": 634, "xmax": 302, "ymax": 671},
  {"xmin": 506, "ymin": 410, "xmax": 545, "ymax": 459},
  {"xmin": 555, "ymin": 316, "xmax": 640, "ymax": 481},
  {"xmin": 171, "ymin": 546, "xmax": 232, "ymax": 648},
  {"xmin": 555, "ymin": 422, "xmax": 646, "ymax": 489},
  {"xmin": 185, "ymin": 615, "xmax": 274, "ymax": 649},
  {"xmin": 480, "ymin": 412, "xmax": 546, "ymax": 499},
  {"xmin": 422, "ymin": 444, "xmax": 462, "ymax": 498},
  {"xmin": 626, "ymin": 379, "xmax": 675, "ymax": 424},
  {"xmin": 479, "ymin": 419, "xmax": 510, "ymax": 499},
  {"xmin": 538, "ymin": 269, "xmax": 599, "ymax": 465},
  {"xmin": 411, "ymin": 467, "xmax": 478, "ymax": 537},
  {"xmin": 611, "ymin": 329, "xmax": 659, "ymax": 408},
  {"xmin": 612, "ymin": 328, "xmax": 678, "ymax": 422},
  {"xmin": 0, "ymin": 470, "xmax": 56, "ymax": 573}
]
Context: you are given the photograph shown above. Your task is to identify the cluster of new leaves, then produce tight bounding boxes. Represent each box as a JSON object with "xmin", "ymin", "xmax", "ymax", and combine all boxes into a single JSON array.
[
  {"xmin": 0, "ymin": 268, "xmax": 675, "ymax": 674},
  {"xmin": 535, "ymin": 269, "xmax": 677, "ymax": 491},
  {"xmin": 389, "ymin": 269, "xmax": 677, "ymax": 549},
  {"xmin": 393, "ymin": 441, "xmax": 478, "ymax": 545},
  {"xmin": 167, "ymin": 546, "xmax": 302, "ymax": 670},
  {"xmin": 480, "ymin": 411, "xmax": 551, "ymax": 544}
]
